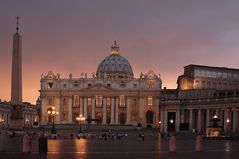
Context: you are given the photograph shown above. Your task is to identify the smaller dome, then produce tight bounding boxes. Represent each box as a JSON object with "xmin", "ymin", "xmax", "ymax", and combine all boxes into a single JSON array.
[{"xmin": 96, "ymin": 41, "xmax": 134, "ymax": 79}]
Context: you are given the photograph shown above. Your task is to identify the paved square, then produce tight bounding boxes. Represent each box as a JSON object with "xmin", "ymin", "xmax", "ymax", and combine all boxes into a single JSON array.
[{"xmin": 1, "ymin": 131, "xmax": 239, "ymax": 159}]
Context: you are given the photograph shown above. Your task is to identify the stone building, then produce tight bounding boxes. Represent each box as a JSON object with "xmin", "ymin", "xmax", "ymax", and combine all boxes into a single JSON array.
[
  {"xmin": 0, "ymin": 101, "xmax": 11, "ymax": 128},
  {"xmin": 40, "ymin": 42, "xmax": 162, "ymax": 127},
  {"xmin": 160, "ymin": 65, "xmax": 239, "ymax": 134},
  {"xmin": 0, "ymin": 101, "xmax": 39, "ymax": 128},
  {"xmin": 177, "ymin": 65, "xmax": 239, "ymax": 90}
]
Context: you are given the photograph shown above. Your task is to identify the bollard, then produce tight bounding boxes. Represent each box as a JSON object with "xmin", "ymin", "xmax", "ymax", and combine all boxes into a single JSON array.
[
  {"xmin": 31, "ymin": 137, "xmax": 39, "ymax": 153},
  {"xmin": 195, "ymin": 135, "xmax": 203, "ymax": 152},
  {"xmin": 0, "ymin": 130, "xmax": 7, "ymax": 152},
  {"xmin": 23, "ymin": 133, "xmax": 31, "ymax": 153},
  {"xmin": 158, "ymin": 133, "xmax": 162, "ymax": 142},
  {"xmin": 39, "ymin": 136, "xmax": 48, "ymax": 154},
  {"xmin": 158, "ymin": 133, "xmax": 162, "ymax": 150},
  {"xmin": 169, "ymin": 135, "xmax": 176, "ymax": 152}
]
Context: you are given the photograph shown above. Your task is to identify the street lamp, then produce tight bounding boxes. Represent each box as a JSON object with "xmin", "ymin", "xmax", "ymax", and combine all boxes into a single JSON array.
[
  {"xmin": 47, "ymin": 106, "xmax": 58, "ymax": 134},
  {"xmin": 158, "ymin": 121, "xmax": 162, "ymax": 132},
  {"xmin": 76, "ymin": 114, "xmax": 85, "ymax": 132}
]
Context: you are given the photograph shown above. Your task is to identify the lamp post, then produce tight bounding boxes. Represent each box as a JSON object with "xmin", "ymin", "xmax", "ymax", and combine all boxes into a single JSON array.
[
  {"xmin": 158, "ymin": 121, "xmax": 161, "ymax": 132},
  {"xmin": 76, "ymin": 114, "xmax": 85, "ymax": 132},
  {"xmin": 47, "ymin": 106, "xmax": 58, "ymax": 134}
]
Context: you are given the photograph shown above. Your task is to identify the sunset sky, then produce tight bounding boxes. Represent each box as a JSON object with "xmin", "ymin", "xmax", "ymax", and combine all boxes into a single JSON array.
[{"xmin": 1, "ymin": 0, "xmax": 239, "ymax": 104}]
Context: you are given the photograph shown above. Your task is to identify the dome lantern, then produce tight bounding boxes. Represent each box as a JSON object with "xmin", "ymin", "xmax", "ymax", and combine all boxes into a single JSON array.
[{"xmin": 111, "ymin": 40, "xmax": 120, "ymax": 54}]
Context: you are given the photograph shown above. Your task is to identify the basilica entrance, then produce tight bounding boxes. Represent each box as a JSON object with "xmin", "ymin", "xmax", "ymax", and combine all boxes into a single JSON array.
[
  {"xmin": 119, "ymin": 113, "xmax": 126, "ymax": 124},
  {"xmin": 96, "ymin": 112, "xmax": 102, "ymax": 124},
  {"xmin": 167, "ymin": 112, "xmax": 176, "ymax": 132},
  {"xmin": 146, "ymin": 111, "xmax": 154, "ymax": 124}
]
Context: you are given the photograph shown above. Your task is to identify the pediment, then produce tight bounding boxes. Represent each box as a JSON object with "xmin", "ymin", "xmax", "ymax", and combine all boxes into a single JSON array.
[{"xmin": 82, "ymin": 83, "xmax": 116, "ymax": 92}]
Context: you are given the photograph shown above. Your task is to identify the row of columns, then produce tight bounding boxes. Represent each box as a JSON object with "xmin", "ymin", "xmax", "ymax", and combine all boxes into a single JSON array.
[
  {"xmin": 42, "ymin": 96, "xmax": 160, "ymax": 126},
  {"xmin": 161, "ymin": 107, "xmax": 238, "ymax": 133},
  {"xmin": 188, "ymin": 108, "xmax": 238, "ymax": 133},
  {"xmin": 78, "ymin": 96, "xmax": 129, "ymax": 125}
]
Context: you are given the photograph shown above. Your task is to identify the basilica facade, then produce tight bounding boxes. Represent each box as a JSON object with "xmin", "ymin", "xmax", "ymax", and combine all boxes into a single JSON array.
[
  {"xmin": 40, "ymin": 44, "xmax": 239, "ymax": 134},
  {"xmin": 40, "ymin": 42, "xmax": 162, "ymax": 126}
]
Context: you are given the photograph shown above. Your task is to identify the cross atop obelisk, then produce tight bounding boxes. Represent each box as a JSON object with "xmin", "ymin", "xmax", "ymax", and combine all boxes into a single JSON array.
[{"xmin": 15, "ymin": 16, "xmax": 20, "ymax": 32}]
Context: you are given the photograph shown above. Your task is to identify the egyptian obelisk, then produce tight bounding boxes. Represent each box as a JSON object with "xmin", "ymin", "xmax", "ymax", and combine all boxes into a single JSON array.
[{"xmin": 10, "ymin": 17, "xmax": 23, "ymax": 130}]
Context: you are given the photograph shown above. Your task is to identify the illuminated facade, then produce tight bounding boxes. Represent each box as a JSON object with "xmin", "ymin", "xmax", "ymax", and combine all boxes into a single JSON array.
[
  {"xmin": 160, "ymin": 65, "xmax": 239, "ymax": 133},
  {"xmin": 40, "ymin": 42, "xmax": 162, "ymax": 126},
  {"xmin": 177, "ymin": 65, "xmax": 239, "ymax": 90},
  {"xmin": 40, "ymin": 47, "xmax": 239, "ymax": 133}
]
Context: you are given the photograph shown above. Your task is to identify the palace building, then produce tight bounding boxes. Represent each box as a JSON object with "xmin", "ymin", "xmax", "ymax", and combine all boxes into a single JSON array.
[
  {"xmin": 40, "ymin": 42, "xmax": 162, "ymax": 126},
  {"xmin": 160, "ymin": 65, "xmax": 239, "ymax": 134}
]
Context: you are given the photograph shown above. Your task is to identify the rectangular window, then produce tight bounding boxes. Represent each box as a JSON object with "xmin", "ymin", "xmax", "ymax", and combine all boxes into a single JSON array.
[
  {"xmin": 119, "ymin": 96, "xmax": 125, "ymax": 107},
  {"xmin": 228, "ymin": 73, "xmax": 232, "ymax": 80},
  {"xmin": 48, "ymin": 82, "xmax": 53, "ymax": 88},
  {"xmin": 96, "ymin": 96, "xmax": 102, "ymax": 107},
  {"xmin": 87, "ymin": 98, "xmax": 92, "ymax": 106},
  {"xmin": 222, "ymin": 72, "xmax": 227, "ymax": 79},
  {"xmin": 73, "ymin": 95, "xmax": 79, "ymax": 107},
  {"xmin": 200, "ymin": 70, "xmax": 206, "ymax": 77},
  {"xmin": 63, "ymin": 83, "xmax": 67, "ymax": 88},
  {"xmin": 106, "ymin": 97, "xmax": 111, "ymax": 106},
  {"xmin": 47, "ymin": 97, "xmax": 54, "ymax": 106},
  {"xmin": 194, "ymin": 69, "xmax": 200, "ymax": 77},
  {"xmin": 206, "ymin": 71, "xmax": 211, "ymax": 78},
  {"xmin": 212, "ymin": 72, "xmax": 216, "ymax": 78},
  {"xmin": 120, "ymin": 83, "xmax": 126, "ymax": 87},
  {"xmin": 147, "ymin": 96, "xmax": 153, "ymax": 106},
  {"xmin": 63, "ymin": 98, "xmax": 67, "ymax": 105},
  {"xmin": 233, "ymin": 74, "xmax": 237, "ymax": 80}
]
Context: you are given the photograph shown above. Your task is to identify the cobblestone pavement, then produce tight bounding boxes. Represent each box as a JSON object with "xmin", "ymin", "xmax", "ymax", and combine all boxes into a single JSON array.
[{"xmin": 1, "ymin": 131, "xmax": 239, "ymax": 159}]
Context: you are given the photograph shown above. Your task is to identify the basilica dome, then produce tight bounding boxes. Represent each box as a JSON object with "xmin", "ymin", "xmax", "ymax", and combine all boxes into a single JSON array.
[{"xmin": 96, "ymin": 41, "xmax": 134, "ymax": 79}]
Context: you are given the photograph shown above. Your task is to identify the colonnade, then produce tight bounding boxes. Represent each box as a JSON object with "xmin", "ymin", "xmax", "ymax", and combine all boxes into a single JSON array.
[
  {"xmin": 161, "ymin": 107, "xmax": 239, "ymax": 133},
  {"xmin": 77, "ymin": 96, "xmax": 131, "ymax": 125},
  {"xmin": 42, "ymin": 96, "xmax": 160, "ymax": 126}
]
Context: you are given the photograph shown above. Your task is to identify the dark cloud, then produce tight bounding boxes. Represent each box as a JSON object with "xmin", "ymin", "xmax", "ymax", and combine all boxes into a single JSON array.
[{"xmin": 1, "ymin": 0, "xmax": 239, "ymax": 103}]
